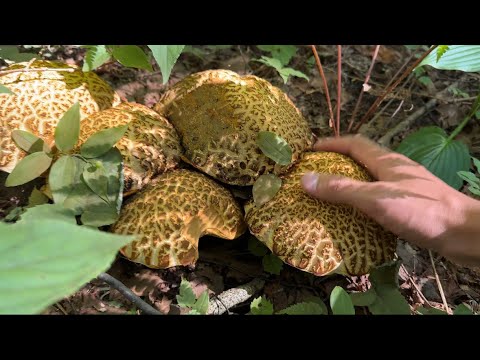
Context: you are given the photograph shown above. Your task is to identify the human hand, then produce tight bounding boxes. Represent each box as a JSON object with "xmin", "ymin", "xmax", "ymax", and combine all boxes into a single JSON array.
[{"xmin": 300, "ymin": 135, "xmax": 480, "ymax": 267}]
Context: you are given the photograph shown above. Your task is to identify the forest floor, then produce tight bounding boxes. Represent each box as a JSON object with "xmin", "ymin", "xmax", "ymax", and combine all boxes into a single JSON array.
[{"xmin": 2, "ymin": 45, "xmax": 480, "ymax": 315}]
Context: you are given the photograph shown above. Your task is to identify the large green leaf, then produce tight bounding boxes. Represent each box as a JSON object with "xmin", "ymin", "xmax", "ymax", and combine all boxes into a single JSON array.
[
  {"xmin": 5, "ymin": 152, "xmax": 52, "ymax": 187},
  {"xmin": 257, "ymin": 45, "xmax": 297, "ymax": 66},
  {"xmin": 277, "ymin": 302, "xmax": 325, "ymax": 315},
  {"xmin": 350, "ymin": 289, "xmax": 377, "ymax": 307},
  {"xmin": 0, "ymin": 45, "xmax": 37, "ymax": 62},
  {"xmin": 418, "ymin": 45, "xmax": 480, "ymax": 72},
  {"xmin": 330, "ymin": 286, "xmax": 355, "ymax": 315},
  {"xmin": 82, "ymin": 163, "xmax": 108, "ymax": 201},
  {"xmin": 11, "ymin": 130, "xmax": 50, "ymax": 154},
  {"xmin": 262, "ymin": 253, "xmax": 284, "ymax": 275},
  {"xmin": 0, "ymin": 85, "xmax": 13, "ymax": 94},
  {"xmin": 80, "ymin": 125, "xmax": 128, "ymax": 159},
  {"xmin": 396, "ymin": 126, "xmax": 471, "ymax": 189},
  {"xmin": 82, "ymin": 45, "xmax": 111, "ymax": 72},
  {"xmin": 111, "ymin": 45, "xmax": 152, "ymax": 71},
  {"xmin": 147, "ymin": 45, "xmax": 185, "ymax": 84},
  {"xmin": 257, "ymin": 131, "xmax": 293, "ymax": 165},
  {"xmin": 19, "ymin": 204, "xmax": 76, "ymax": 224},
  {"xmin": 55, "ymin": 102, "xmax": 81, "ymax": 152},
  {"xmin": 252, "ymin": 174, "xmax": 282, "ymax": 206},
  {"xmin": 49, "ymin": 155, "xmax": 77, "ymax": 205},
  {"xmin": 0, "ymin": 219, "xmax": 135, "ymax": 314}
]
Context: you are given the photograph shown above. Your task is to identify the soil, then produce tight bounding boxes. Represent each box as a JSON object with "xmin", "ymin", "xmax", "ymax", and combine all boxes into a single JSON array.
[{"xmin": 2, "ymin": 45, "xmax": 480, "ymax": 315}]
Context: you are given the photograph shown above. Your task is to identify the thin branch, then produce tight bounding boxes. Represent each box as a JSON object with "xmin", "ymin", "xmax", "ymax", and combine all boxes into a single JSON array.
[
  {"xmin": 97, "ymin": 272, "xmax": 162, "ymax": 315},
  {"xmin": 428, "ymin": 251, "xmax": 452, "ymax": 315},
  {"xmin": 347, "ymin": 45, "xmax": 380, "ymax": 132},
  {"xmin": 0, "ymin": 67, "xmax": 76, "ymax": 76},
  {"xmin": 354, "ymin": 45, "xmax": 438, "ymax": 132},
  {"xmin": 336, "ymin": 46, "xmax": 342, "ymax": 136},
  {"xmin": 311, "ymin": 45, "xmax": 336, "ymax": 136}
]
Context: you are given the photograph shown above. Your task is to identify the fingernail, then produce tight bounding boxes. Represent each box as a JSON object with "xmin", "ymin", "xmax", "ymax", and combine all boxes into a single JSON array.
[{"xmin": 301, "ymin": 172, "xmax": 319, "ymax": 193}]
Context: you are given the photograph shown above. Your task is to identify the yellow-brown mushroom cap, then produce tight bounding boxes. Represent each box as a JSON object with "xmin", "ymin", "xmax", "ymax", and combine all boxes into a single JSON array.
[
  {"xmin": 245, "ymin": 152, "xmax": 397, "ymax": 276},
  {"xmin": 110, "ymin": 169, "xmax": 247, "ymax": 268},
  {"xmin": 0, "ymin": 60, "xmax": 121, "ymax": 173},
  {"xmin": 154, "ymin": 69, "xmax": 314, "ymax": 186},
  {"xmin": 78, "ymin": 102, "xmax": 183, "ymax": 194}
]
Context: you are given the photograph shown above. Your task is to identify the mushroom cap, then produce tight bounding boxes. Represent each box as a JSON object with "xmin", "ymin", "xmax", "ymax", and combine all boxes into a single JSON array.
[
  {"xmin": 110, "ymin": 169, "xmax": 247, "ymax": 268},
  {"xmin": 78, "ymin": 102, "xmax": 183, "ymax": 194},
  {"xmin": 154, "ymin": 69, "xmax": 314, "ymax": 186},
  {"xmin": 0, "ymin": 60, "xmax": 121, "ymax": 173},
  {"xmin": 245, "ymin": 152, "xmax": 397, "ymax": 276}
]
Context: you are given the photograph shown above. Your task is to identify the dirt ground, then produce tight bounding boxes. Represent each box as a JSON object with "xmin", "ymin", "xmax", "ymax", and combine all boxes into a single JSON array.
[{"xmin": 2, "ymin": 45, "xmax": 480, "ymax": 315}]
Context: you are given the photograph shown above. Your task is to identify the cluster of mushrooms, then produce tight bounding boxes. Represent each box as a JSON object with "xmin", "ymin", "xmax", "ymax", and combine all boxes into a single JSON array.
[{"xmin": 0, "ymin": 60, "xmax": 396, "ymax": 277}]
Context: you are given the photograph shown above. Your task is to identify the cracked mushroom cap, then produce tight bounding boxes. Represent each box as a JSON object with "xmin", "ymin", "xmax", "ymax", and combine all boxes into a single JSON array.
[
  {"xmin": 245, "ymin": 152, "xmax": 397, "ymax": 276},
  {"xmin": 0, "ymin": 60, "xmax": 121, "ymax": 173},
  {"xmin": 154, "ymin": 69, "xmax": 314, "ymax": 186},
  {"xmin": 110, "ymin": 169, "xmax": 247, "ymax": 268},
  {"xmin": 79, "ymin": 102, "xmax": 183, "ymax": 194}
]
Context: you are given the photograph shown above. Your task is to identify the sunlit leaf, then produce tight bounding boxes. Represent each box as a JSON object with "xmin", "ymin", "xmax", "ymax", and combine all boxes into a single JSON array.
[
  {"xmin": 5, "ymin": 152, "xmax": 52, "ymax": 187},
  {"xmin": 11, "ymin": 130, "xmax": 50, "ymax": 154},
  {"xmin": 250, "ymin": 296, "xmax": 274, "ymax": 315},
  {"xmin": 148, "ymin": 45, "xmax": 185, "ymax": 84},
  {"xmin": 82, "ymin": 45, "xmax": 111, "ymax": 72},
  {"xmin": 55, "ymin": 102, "xmax": 80, "ymax": 152},
  {"xmin": 111, "ymin": 45, "xmax": 152, "ymax": 71},
  {"xmin": 257, "ymin": 131, "xmax": 292, "ymax": 165},
  {"xmin": 80, "ymin": 125, "xmax": 128, "ymax": 159}
]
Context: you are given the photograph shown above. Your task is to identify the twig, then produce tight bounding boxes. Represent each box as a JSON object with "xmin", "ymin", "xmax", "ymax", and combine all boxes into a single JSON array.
[
  {"xmin": 0, "ymin": 67, "xmax": 76, "ymax": 76},
  {"xmin": 97, "ymin": 272, "xmax": 162, "ymax": 315},
  {"xmin": 428, "ymin": 251, "xmax": 452, "ymax": 314},
  {"xmin": 207, "ymin": 278, "xmax": 265, "ymax": 315},
  {"xmin": 336, "ymin": 45, "xmax": 342, "ymax": 136},
  {"xmin": 354, "ymin": 45, "xmax": 438, "ymax": 132},
  {"xmin": 311, "ymin": 45, "xmax": 336, "ymax": 136},
  {"xmin": 347, "ymin": 45, "xmax": 380, "ymax": 132},
  {"xmin": 55, "ymin": 302, "xmax": 68, "ymax": 315},
  {"xmin": 399, "ymin": 264, "xmax": 432, "ymax": 307}
]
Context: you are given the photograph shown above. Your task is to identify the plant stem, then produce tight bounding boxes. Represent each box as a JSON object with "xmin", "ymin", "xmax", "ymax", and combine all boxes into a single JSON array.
[{"xmin": 447, "ymin": 94, "xmax": 480, "ymax": 141}]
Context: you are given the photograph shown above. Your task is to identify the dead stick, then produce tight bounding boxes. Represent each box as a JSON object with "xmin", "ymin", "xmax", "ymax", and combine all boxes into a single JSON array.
[
  {"xmin": 0, "ymin": 67, "xmax": 76, "ymax": 76},
  {"xmin": 428, "ymin": 251, "xmax": 452, "ymax": 314}
]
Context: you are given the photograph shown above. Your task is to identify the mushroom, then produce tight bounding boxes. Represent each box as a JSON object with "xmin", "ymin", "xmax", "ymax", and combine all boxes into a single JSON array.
[
  {"xmin": 0, "ymin": 60, "xmax": 121, "ymax": 173},
  {"xmin": 110, "ymin": 169, "xmax": 247, "ymax": 268},
  {"xmin": 245, "ymin": 151, "xmax": 397, "ymax": 276},
  {"xmin": 154, "ymin": 69, "xmax": 314, "ymax": 186},
  {"xmin": 78, "ymin": 102, "xmax": 183, "ymax": 194}
]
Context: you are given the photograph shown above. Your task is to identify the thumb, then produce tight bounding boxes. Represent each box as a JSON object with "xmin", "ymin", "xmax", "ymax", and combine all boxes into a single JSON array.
[{"xmin": 301, "ymin": 172, "xmax": 372, "ymax": 208}]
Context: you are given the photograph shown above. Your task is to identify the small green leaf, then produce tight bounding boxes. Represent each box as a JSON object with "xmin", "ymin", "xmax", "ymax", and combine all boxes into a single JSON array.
[
  {"xmin": 111, "ymin": 45, "xmax": 152, "ymax": 71},
  {"xmin": 252, "ymin": 174, "xmax": 282, "ymax": 206},
  {"xmin": 250, "ymin": 296, "xmax": 274, "ymax": 315},
  {"xmin": 27, "ymin": 188, "xmax": 49, "ymax": 208},
  {"xmin": 417, "ymin": 306, "xmax": 448, "ymax": 315},
  {"xmin": 277, "ymin": 302, "xmax": 325, "ymax": 315},
  {"xmin": 418, "ymin": 45, "xmax": 480, "ymax": 72},
  {"xmin": 262, "ymin": 253, "xmax": 284, "ymax": 275},
  {"xmin": 80, "ymin": 125, "xmax": 128, "ymax": 159},
  {"xmin": 176, "ymin": 278, "xmax": 197, "ymax": 308},
  {"xmin": 49, "ymin": 155, "xmax": 77, "ymax": 205},
  {"xmin": 257, "ymin": 131, "xmax": 292, "ymax": 166},
  {"xmin": 453, "ymin": 303, "xmax": 474, "ymax": 315},
  {"xmin": 0, "ymin": 85, "xmax": 13, "ymax": 94},
  {"xmin": 82, "ymin": 163, "xmax": 108, "ymax": 201},
  {"xmin": 330, "ymin": 286, "xmax": 355, "ymax": 315},
  {"xmin": 11, "ymin": 130, "xmax": 50, "ymax": 154},
  {"xmin": 5, "ymin": 152, "xmax": 52, "ymax": 187},
  {"xmin": 468, "ymin": 186, "xmax": 480, "ymax": 196},
  {"xmin": 396, "ymin": 126, "xmax": 471, "ymax": 189},
  {"xmin": 257, "ymin": 45, "xmax": 297, "ymax": 66},
  {"xmin": 55, "ymin": 102, "xmax": 80, "ymax": 152},
  {"xmin": 255, "ymin": 56, "xmax": 308, "ymax": 83},
  {"xmin": 248, "ymin": 236, "xmax": 269, "ymax": 257},
  {"xmin": 19, "ymin": 204, "xmax": 76, "ymax": 224},
  {"xmin": 472, "ymin": 157, "xmax": 480, "ymax": 172},
  {"xmin": 0, "ymin": 219, "xmax": 135, "ymax": 314},
  {"xmin": 349, "ymin": 288, "xmax": 377, "ymax": 307},
  {"xmin": 0, "ymin": 45, "xmax": 37, "ymax": 62},
  {"xmin": 436, "ymin": 45, "xmax": 450, "ymax": 62},
  {"xmin": 148, "ymin": 45, "xmax": 185, "ymax": 84},
  {"xmin": 192, "ymin": 291, "xmax": 210, "ymax": 315},
  {"xmin": 457, "ymin": 171, "xmax": 480, "ymax": 187},
  {"xmin": 418, "ymin": 76, "xmax": 433, "ymax": 86},
  {"xmin": 80, "ymin": 205, "xmax": 119, "ymax": 227},
  {"xmin": 82, "ymin": 45, "xmax": 111, "ymax": 72}
]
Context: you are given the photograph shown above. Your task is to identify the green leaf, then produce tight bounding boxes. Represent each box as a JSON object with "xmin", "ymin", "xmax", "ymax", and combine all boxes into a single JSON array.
[
  {"xmin": 367, "ymin": 262, "xmax": 411, "ymax": 315},
  {"xmin": 453, "ymin": 303, "xmax": 474, "ymax": 315},
  {"xmin": 349, "ymin": 288, "xmax": 377, "ymax": 307},
  {"xmin": 0, "ymin": 84, "xmax": 13, "ymax": 94},
  {"xmin": 457, "ymin": 171, "xmax": 480, "ymax": 188},
  {"xmin": 472, "ymin": 157, "xmax": 480, "ymax": 172},
  {"xmin": 0, "ymin": 219, "xmax": 135, "ymax": 314},
  {"xmin": 468, "ymin": 186, "xmax": 480, "ymax": 196},
  {"xmin": 417, "ymin": 306, "xmax": 448, "ymax": 315},
  {"xmin": 250, "ymin": 296, "xmax": 274, "ymax": 315},
  {"xmin": 257, "ymin": 45, "xmax": 297, "ymax": 66},
  {"xmin": 49, "ymin": 155, "xmax": 77, "ymax": 205},
  {"xmin": 55, "ymin": 102, "xmax": 80, "ymax": 152},
  {"xmin": 192, "ymin": 291, "xmax": 210, "ymax": 315},
  {"xmin": 255, "ymin": 56, "xmax": 309, "ymax": 83},
  {"xmin": 82, "ymin": 45, "xmax": 111, "ymax": 72},
  {"xmin": 148, "ymin": 45, "xmax": 185, "ymax": 84},
  {"xmin": 418, "ymin": 76, "xmax": 433, "ymax": 86},
  {"xmin": 80, "ymin": 125, "xmax": 128, "ymax": 159},
  {"xmin": 262, "ymin": 253, "xmax": 284, "ymax": 275},
  {"xmin": 252, "ymin": 174, "xmax": 282, "ymax": 206},
  {"xmin": 277, "ymin": 67, "xmax": 309, "ymax": 83},
  {"xmin": 257, "ymin": 131, "xmax": 292, "ymax": 165},
  {"xmin": 248, "ymin": 236, "xmax": 269, "ymax": 257},
  {"xmin": 80, "ymin": 205, "xmax": 119, "ymax": 228},
  {"xmin": 396, "ymin": 126, "xmax": 471, "ymax": 190},
  {"xmin": 19, "ymin": 204, "xmax": 76, "ymax": 224},
  {"xmin": 418, "ymin": 45, "xmax": 480, "ymax": 72},
  {"xmin": 111, "ymin": 45, "xmax": 152, "ymax": 71},
  {"xmin": 187, "ymin": 309, "xmax": 202, "ymax": 315},
  {"xmin": 82, "ymin": 163, "xmax": 108, "ymax": 201},
  {"xmin": 277, "ymin": 302, "xmax": 325, "ymax": 315},
  {"xmin": 11, "ymin": 130, "xmax": 50, "ymax": 154},
  {"xmin": 27, "ymin": 188, "xmax": 49, "ymax": 208},
  {"xmin": 330, "ymin": 286, "xmax": 355, "ymax": 315},
  {"xmin": 0, "ymin": 45, "xmax": 37, "ymax": 62},
  {"xmin": 176, "ymin": 278, "xmax": 197, "ymax": 308},
  {"xmin": 5, "ymin": 152, "xmax": 52, "ymax": 187},
  {"xmin": 436, "ymin": 45, "xmax": 450, "ymax": 62}
]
